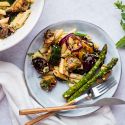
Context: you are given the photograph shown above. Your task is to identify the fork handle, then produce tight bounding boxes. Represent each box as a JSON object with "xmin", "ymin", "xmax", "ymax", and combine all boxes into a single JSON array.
[{"xmin": 24, "ymin": 100, "xmax": 75, "ymax": 125}]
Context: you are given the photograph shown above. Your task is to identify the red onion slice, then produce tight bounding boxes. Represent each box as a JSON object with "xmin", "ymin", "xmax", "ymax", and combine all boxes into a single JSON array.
[{"xmin": 59, "ymin": 33, "xmax": 74, "ymax": 46}]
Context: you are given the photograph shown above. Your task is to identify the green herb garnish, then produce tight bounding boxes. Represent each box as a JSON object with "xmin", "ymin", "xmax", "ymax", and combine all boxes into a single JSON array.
[
  {"xmin": 74, "ymin": 32, "xmax": 87, "ymax": 37},
  {"xmin": 7, "ymin": 0, "xmax": 15, "ymax": 4},
  {"xmin": 27, "ymin": 53, "xmax": 34, "ymax": 57},
  {"xmin": 116, "ymin": 36, "xmax": 125, "ymax": 48},
  {"xmin": 49, "ymin": 45, "xmax": 61, "ymax": 66},
  {"xmin": 114, "ymin": 0, "xmax": 125, "ymax": 48},
  {"xmin": 114, "ymin": 0, "xmax": 125, "ymax": 11},
  {"xmin": 114, "ymin": 0, "xmax": 125, "ymax": 30}
]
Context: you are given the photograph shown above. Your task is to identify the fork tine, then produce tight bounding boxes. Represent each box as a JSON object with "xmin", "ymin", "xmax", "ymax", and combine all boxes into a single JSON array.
[
  {"xmin": 92, "ymin": 78, "xmax": 117, "ymax": 98},
  {"xmin": 98, "ymin": 81, "xmax": 116, "ymax": 93},
  {"xmin": 96, "ymin": 77, "xmax": 114, "ymax": 89},
  {"xmin": 98, "ymin": 83, "xmax": 116, "ymax": 95},
  {"xmin": 94, "ymin": 81, "xmax": 110, "ymax": 89},
  {"xmin": 98, "ymin": 80, "xmax": 117, "ymax": 94},
  {"xmin": 97, "ymin": 80, "xmax": 115, "ymax": 90}
]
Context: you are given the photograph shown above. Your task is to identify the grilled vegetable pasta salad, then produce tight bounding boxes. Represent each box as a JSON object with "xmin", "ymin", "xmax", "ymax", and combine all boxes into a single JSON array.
[
  {"xmin": 0, "ymin": 0, "xmax": 34, "ymax": 39},
  {"xmin": 29, "ymin": 29, "xmax": 118, "ymax": 101}
]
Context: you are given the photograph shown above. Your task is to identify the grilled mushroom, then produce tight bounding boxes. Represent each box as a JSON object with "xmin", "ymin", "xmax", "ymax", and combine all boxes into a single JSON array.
[
  {"xmin": 40, "ymin": 75, "xmax": 57, "ymax": 91},
  {"xmin": 44, "ymin": 29, "xmax": 55, "ymax": 47},
  {"xmin": 32, "ymin": 57, "xmax": 49, "ymax": 74}
]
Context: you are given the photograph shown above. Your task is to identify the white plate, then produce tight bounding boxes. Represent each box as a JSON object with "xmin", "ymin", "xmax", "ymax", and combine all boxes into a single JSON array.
[
  {"xmin": 0, "ymin": 0, "xmax": 44, "ymax": 51},
  {"xmin": 24, "ymin": 20, "xmax": 121, "ymax": 117}
]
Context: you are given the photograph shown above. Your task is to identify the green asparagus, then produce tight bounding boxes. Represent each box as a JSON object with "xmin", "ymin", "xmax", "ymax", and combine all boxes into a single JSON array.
[
  {"xmin": 68, "ymin": 58, "xmax": 118, "ymax": 102},
  {"xmin": 63, "ymin": 44, "xmax": 107, "ymax": 99}
]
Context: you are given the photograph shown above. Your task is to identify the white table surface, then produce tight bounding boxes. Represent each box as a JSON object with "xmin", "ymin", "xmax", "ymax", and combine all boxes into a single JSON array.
[{"xmin": 0, "ymin": 0, "xmax": 125, "ymax": 124}]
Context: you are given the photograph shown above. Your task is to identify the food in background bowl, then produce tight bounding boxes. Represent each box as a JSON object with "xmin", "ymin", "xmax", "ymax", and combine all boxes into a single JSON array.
[{"xmin": 0, "ymin": 0, "xmax": 34, "ymax": 39}]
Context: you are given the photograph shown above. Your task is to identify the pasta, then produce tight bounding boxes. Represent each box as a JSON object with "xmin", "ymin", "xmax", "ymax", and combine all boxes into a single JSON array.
[
  {"xmin": 0, "ymin": 0, "xmax": 33, "ymax": 39},
  {"xmin": 10, "ymin": 10, "xmax": 31, "ymax": 30},
  {"xmin": 0, "ymin": 2, "xmax": 10, "ymax": 7},
  {"xmin": 0, "ymin": 9, "xmax": 6, "ymax": 15},
  {"xmin": 0, "ymin": 17, "xmax": 9, "ymax": 24}
]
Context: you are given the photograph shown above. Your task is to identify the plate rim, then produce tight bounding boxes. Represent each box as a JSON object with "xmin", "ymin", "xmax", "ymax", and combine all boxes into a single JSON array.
[{"xmin": 24, "ymin": 20, "xmax": 122, "ymax": 117}]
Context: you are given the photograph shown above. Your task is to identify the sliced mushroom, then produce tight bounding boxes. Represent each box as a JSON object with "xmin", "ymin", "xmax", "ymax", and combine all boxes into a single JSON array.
[
  {"xmin": 96, "ymin": 71, "xmax": 112, "ymax": 84},
  {"xmin": 32, "ymin": 57, "xmax": 49, "ymax": 74},
  {"xmin": 44, "ymin": 29, "xmax": 55, "ymax": 47},
  {"xmin": 40, "ymin": 75, "xmax": 57, "ymax": 91}
]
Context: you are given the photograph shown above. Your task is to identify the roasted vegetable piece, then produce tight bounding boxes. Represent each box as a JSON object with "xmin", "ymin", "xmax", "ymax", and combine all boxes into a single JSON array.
[
  {"xmin": 32, "ymin": 57, "xmax": 49, "ymax": 74},
  {"xmin": 63, "ymin": 44, "xmax": 107, "ymax": 99},
  {"xmin": 49, "ymin": 45, "xmax": 61, "ymax": 66},
  {"xmin": 82, "ymin": 53, "xmax": 99, "ymax": 72},
  {"xmin": 65, "ymin": 56, "xmax": 82, "ymax": 71},
  {"xmin": 74, "ymin": 32, "xmax": 87, "ymax": 37},
  {"xmin": 69, "ymin": 73, "xmax": 83, "ymax": 80},
  {"xmin": 44, "ymin": 29, "xmax": 55, "ymax": 47},
  {"xmin": 68, "ymin": 58, "xmax": 118, "ymax": 102},
  {"xmin": 59, "ymin": 33, "xmax": 74, "ymax": 46},
  {"xmin": 7, "ymin": 0, "xmax": 30, "ymax": 12},
  {"xmin": 53, "ymin": 66, "xmax": 68, "ymax": 81},
  {"xmin": 0, "ymin": 24, "xmax": 14, "ymax": 39},
  {"xmin": 66, "ymin": 35, "xmax": 83, "ymax": 52},
  {"xmin": 81, "ymin": 40, "xmax": 94, "ymax": 53},
  {"xmin": 7, "ymin": 0, "xmax": 15, "ymax": 4},
  {"xmin": 40, "ymin": 75, "xmax": 57, "ymax": 91},
  {"xmin": 96, "ymin": 70, "xmax": 112, "ymax": 83},
  {"xmin": 59, "ymin": 58, "xmax": 69, "ymax": 76}
]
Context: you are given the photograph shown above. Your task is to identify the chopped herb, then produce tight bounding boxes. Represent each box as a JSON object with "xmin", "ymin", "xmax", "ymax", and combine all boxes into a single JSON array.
[
  {"xmin": 49, "ymin": 45, "xmax": 61, "ymax": 66},
  {"xmin": 27, "ymin": 53, "xmax": 34, "ymax": 57},
  {"xmin": 121, "ymin": 12, "xmax": 125, "ymax": 20},
  {"xmin": 120, "ymin": 20, "xmax": 125, "ymax": 30},
  {"xmin": 6, "ymin": 0, "xmax": 15, "ymax": 4}
]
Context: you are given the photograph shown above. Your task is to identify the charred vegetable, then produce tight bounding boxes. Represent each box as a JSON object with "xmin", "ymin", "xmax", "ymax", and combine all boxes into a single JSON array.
[
  {"xmin": 49, "ymin": 45, "xmax": 61, "ymax": 66},
  {"xmin": 65, "ymin": 56, "xmax": 82, "ymax": 71},
  {"xmin": 0, "ymin": 24, "xmax": 14, "ymax": 39},
  {"xmin": 44, "ymin": 29, "xmax": 55, "ymax": 47},
  {"xmin": 7, "ymin": 0, "xmax": 15, "ymax": 4},
  {"xmin": 68, "ymin": 58, "xmax": 118, "ymax": 102},
  {"xmin": 82, "ymin": 53, "xmax": 99, "ymax": 72},
  {"xmin": 32, "ymin": 57, "xmax": 49, "ymax": 74},
  {"xmin": 66, "ymin": 35, "xmax": 83, "ymax": 52},
  {"xmin": 53, "ymin": 66, "xmax": 68, "ymax": 81},
  {"xmin": 40, "ymin": 75, "xmax": 57, "ymax": 91},
  {"xmin": 7, "ymin": 0, "xmax": 30, "ymax": 12}
]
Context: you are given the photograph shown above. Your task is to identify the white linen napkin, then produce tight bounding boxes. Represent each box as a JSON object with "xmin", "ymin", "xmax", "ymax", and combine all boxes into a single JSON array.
[{"xmin": 0, "ymin": 61, "xmax": 116, "ymax": 125}]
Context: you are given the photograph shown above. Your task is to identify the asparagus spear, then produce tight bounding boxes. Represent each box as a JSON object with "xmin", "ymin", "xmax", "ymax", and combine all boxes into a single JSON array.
[
  {"xmin": 68, "ymin": 58, "xmax": 118, "ymax": 102},
  {"xmin": 63, "ymin": 44, "xmax": 107, "ymax": 99}
]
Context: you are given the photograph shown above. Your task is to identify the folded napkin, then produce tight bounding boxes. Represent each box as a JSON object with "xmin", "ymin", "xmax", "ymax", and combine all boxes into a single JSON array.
[{"xmin": 0, "ymin": 61, "xmax": 117, "ymax": 125}]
